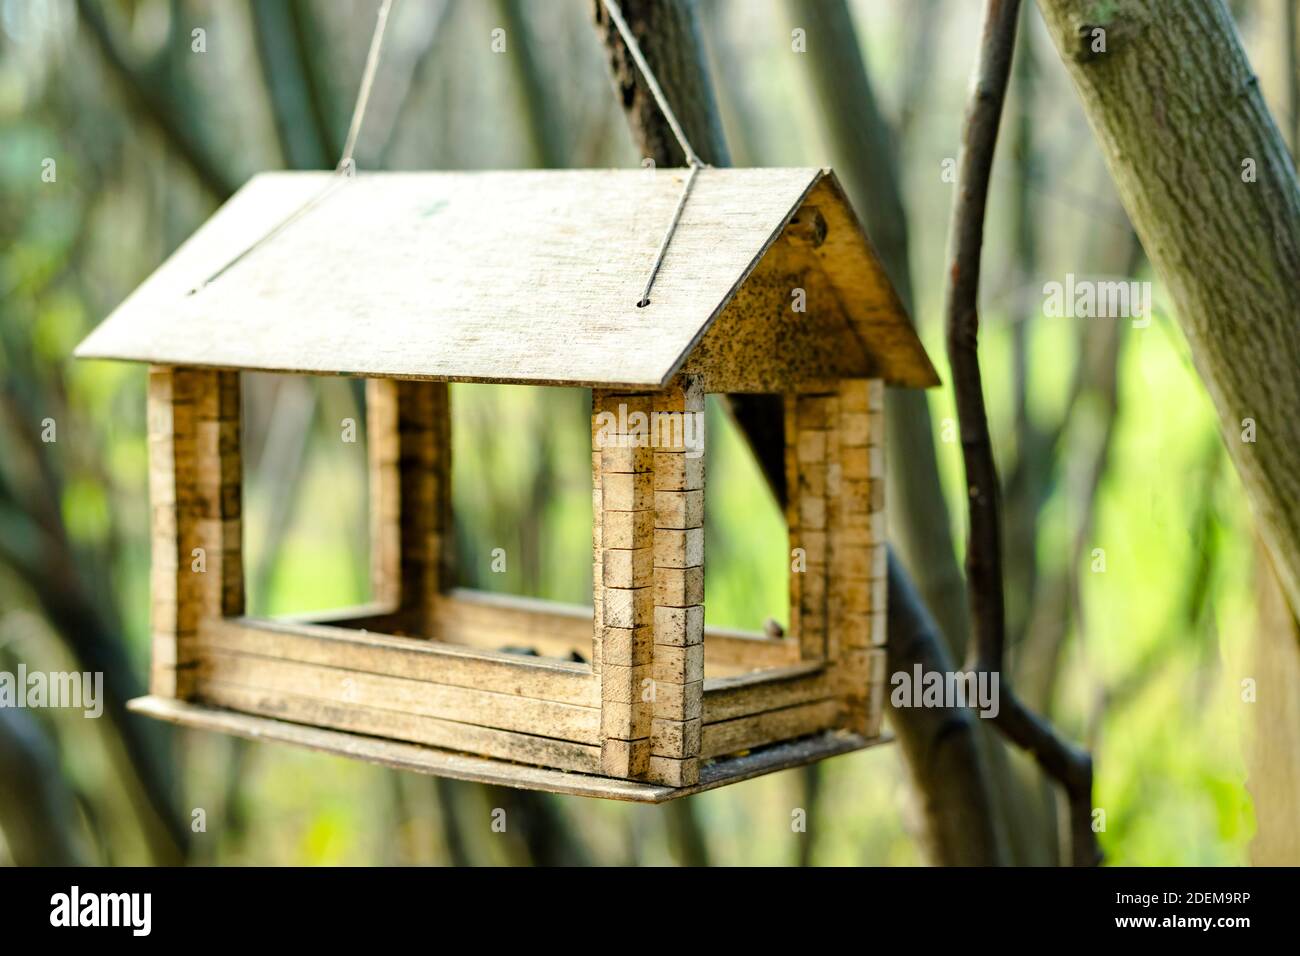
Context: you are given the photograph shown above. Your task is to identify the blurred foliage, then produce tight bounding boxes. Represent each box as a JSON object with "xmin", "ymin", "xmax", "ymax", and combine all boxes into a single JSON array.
[{"xmin": 1, "ymin": 0, "xmax": 1293, "ymax": 865}]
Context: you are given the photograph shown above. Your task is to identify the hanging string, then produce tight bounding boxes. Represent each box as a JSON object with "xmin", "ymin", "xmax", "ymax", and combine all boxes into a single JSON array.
[
  {"xmin": 600, "ymin": 0, "xmax": 706, "ymax": 307},
  {"xmin": 600, "ymin": 0, "xmax": 701, "ymax": 168},
  {"xmin": 189, "ymin": 0, "xmax": 397, "ymax": 294},
  {"xmin": 338, "ymin": 0, "xmax": 395, "ymax": 175},
  {"xmin": 191, "ymin": 0, "xmax": 692, "ymax": 306},
  {"xmin": 637, "ymin": 163, "xmax": 700, "ymax": 308}
]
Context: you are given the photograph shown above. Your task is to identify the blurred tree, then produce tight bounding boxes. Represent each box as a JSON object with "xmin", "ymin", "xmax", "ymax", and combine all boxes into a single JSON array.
[{"xmin": 1036, "ymin": 0, "xmax": 1300, "ymax": 620}]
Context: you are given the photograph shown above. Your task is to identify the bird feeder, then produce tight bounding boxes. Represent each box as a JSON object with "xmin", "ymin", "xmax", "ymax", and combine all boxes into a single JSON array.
[{"xmin": 75, "ymin": 166, "xmax": 939, "ymax": 801}]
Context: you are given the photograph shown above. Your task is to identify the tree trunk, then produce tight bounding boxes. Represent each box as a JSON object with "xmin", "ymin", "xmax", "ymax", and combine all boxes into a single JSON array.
[
  {"xmin": 1247, "ymin": 543, "xmax": 1300, "ymax": 864},
  {"xmin": 1035, "ymin": 0, "xmax": 1300, "ymax": 618}
]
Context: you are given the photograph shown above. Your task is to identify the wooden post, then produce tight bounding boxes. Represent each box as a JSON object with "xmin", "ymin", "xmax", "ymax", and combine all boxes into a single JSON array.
[
  {"xmin": 367, "ymin": 379, "xmax": 452, "ymax": 636},
  {"xmin": 788, "ymin": 388, "xmax": 834, "ymax": 662},
  {"xmin": 594, "ymin": 390, "xmax": 655, "ymax": 779},
  {"xmin": 148, "ymin": 366, "xmax": 242, "ymax": 699},
  {"xmin": 829, "ymin": 377, "xmax": 888, "ymax": 735},
  {"xmin": 647, "ymin": 376, "xmax": 704, "ymax": 786}
]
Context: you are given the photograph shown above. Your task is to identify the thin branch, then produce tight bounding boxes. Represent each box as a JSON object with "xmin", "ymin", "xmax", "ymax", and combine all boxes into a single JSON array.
[
  {"xmin": 944, "ymin": 0, "xmax": 1100, "ymax": 866},
  {"xmin": 885, "ymin": 551, "xmax": 1007, "ymax": 865}
]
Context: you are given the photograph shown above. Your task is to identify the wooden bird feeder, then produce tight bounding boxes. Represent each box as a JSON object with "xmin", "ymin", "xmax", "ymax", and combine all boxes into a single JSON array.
[{"xmin": 76, "ymin": 167, "xmax": 939, "ymax": 801}]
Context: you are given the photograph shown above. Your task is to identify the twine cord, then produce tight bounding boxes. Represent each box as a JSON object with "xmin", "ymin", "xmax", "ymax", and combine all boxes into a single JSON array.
[
  {"xmin": 601, "ymin": 0, "xmax": 706, "ymax": 308},
  {"xmin": 192, "ymin": 0, "xmax": 696, "ymax": 307},
  {"xmin": 189, "ymin": 0, "xmax": 396, "ymax": 294}
]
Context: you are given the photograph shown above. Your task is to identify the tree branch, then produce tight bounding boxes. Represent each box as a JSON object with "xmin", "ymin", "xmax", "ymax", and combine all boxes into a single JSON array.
[
  {"xmin": 885, "ymin": 552, "xmax": 1007, "ymax": 864},
  {"xmin": 944, "ymin": 0, "xmax": 1100, "ymax": 866}
]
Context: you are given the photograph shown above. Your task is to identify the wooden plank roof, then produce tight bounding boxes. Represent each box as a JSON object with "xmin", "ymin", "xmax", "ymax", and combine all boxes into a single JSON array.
[{"xmin": 75, "ymin": 168, "xmax": 939, "ymax": 389}]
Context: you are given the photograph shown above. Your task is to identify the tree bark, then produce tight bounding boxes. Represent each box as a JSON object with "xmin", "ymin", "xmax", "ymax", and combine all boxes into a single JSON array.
[
  {"xmin": 885, "ymin": 553, "xmax": 1008, "ymax": 864},
  {"xmin": 1035, "ymin": 0, "xmax": 1300, "ymax": 619},
  {"xmin": 1248, "ymin": 543, "xmax": 1300, "ymax": 864}
]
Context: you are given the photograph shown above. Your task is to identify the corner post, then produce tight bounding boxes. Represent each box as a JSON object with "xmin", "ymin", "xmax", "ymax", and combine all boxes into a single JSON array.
[
  {"xmin": 147, "ymin": 366, "xmax": 241, "ymax": 699},
  {"xmin": 828, "ymin": 377, "xmax": 888, "ymax": 736},
  {"xmin": 647, "ymin": 375, "xmax": 705, "ymax": 787},
  {"xmin": 594, "ymin": 389, "xmax": 655, "ymax": 779}
]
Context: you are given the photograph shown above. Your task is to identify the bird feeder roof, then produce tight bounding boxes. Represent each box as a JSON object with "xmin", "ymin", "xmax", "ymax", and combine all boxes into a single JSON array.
[{"xmin": 75, "ymin": 167, "xmax": 939, "ymax": 390}]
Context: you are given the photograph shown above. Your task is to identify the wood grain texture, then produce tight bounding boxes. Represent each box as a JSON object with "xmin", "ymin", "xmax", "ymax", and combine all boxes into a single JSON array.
[
  {"xmin": 800, "ymin": 175, "xmax": 940, "ymax": 387},
  {"xmin": 148, "ymin": 366, "xmax": 241, "ymax": 698},
  {"xmin": 644, "ymin": 376, "xmax": 705, "ymax": 785},
  {"xmin": 702, "ymin": 663, "xmax": 830, "ymax": 723},
  {"xmin": 594, "ymin": 390, "xmax": 656, "ymax": 778},
  {"xmin": 195, "ymin": 681, "xmax": 602, "ymax": 773},
  {"xmin": 194, "ymin": 650, "xmax": 599, "ymax": 743},
  {"xmin": 828, "ymin": 378, "xmax": 888, "ymax": 735},
  {"xmin": 367, "ymin": 378, "xmax": 452, "ymax": 635},
  {"xmin": 682, "ymin": 236, "xmax": 873, "ymax": 391},
  {"xmin": 701, "ymin": 699, "xmax": 841, "ymax": 759},
  {"xmin": 129, "ymin": 695, "xmax": 883, "ymax": 802},
  {"xmin": 199, "ymin": 615, "xmax": 598, "ymax": 707},
  {"xmin": 147, "ymin": 366, "xmax": 194, "ymax": 697},
  {"xmin": 788, "ymin": 389, "xmax": 836, "ymax": 663},
  {"xmin": 374, "ymin": 587, "xmax": 797, "ymax": 675},
  {"xmin": 75, "ymin": 169, "xmax": 937, "ymax": 388}
]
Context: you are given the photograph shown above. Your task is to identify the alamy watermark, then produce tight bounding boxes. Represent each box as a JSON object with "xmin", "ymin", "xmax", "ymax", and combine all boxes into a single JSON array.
[
  {"xmin": 593, "ymin": 403, "xmax": 704, "ymax": 458},
  {"xmin": 891, "ymin": 664, "xmax": 1000, "ymax": 719},
  {"xmin": 0, "ymin": 665, "xmax": 103, "ymax": 718},
  {"xmin": 50, "ymin": 886, "xmax": 150, "ymax": 936},
  {"xmin": 1043, "ymin": 272, "xmax": 1152, "ymax": 328}
]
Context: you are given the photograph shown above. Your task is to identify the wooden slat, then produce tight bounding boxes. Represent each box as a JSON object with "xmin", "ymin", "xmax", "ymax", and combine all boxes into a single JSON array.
[
  {"xmin": 195, "ymin": 651, "xmax": 600, "ymax": 743},
  {"xmin": 130, "ymin": 695, "xmax": 884, "ymax": 803},
  {"xmin": 428, "ymin": 589, "xmax": 799, "ymax": 676},
  {"xmin": 787, "ymin": 388, "xmax": 836, "ymax": 666},
  {"xmin": 703, "ymin": 625, "xmax": 801, "ymax": 673},
  {"xmin": 702, "ymin": 664, "xmax": 831, "ymax": 724},
  {"xmin": 197, "ymin": 616, "xmax": 597, "ymax": 707},
  {"xmin": 701, "ymin": 699, "xmax": 841, "ymax": 759},
  {"xmin": 194, "ymin": 682, "xmax": 601, "ymax": 774},
  {"xmin": 433, "ymin": 590, "xmax": 594, "ymax": 662},
  {"xmin": 276, "ymin": 602, "xmax": 400, "ymax": 630}
]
